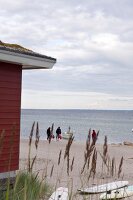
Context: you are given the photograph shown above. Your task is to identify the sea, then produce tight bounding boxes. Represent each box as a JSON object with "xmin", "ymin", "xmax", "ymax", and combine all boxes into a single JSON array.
[{"xmin": 20, "ymin": 109, "xmax": 133, "ymax": 144}]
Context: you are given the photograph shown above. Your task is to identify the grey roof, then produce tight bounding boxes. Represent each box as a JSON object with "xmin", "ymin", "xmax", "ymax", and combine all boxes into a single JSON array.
[{"xmin": 0, "ymin": 41, "xmax": 56, "ymax": 62}]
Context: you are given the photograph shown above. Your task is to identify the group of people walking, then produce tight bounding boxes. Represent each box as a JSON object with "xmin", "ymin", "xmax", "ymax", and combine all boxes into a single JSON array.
[
  {"xmin": 47, "ymin": 126, "xmax": 97, "ymax": 143},
  {"xmin": 47, "ymin": 126, "xmax": 62, "ymax": 142}
]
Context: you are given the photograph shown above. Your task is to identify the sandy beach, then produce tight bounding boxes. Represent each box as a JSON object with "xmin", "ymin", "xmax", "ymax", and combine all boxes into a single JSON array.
[{"xmin": 20, "ymin": 139, "xmax": 133, "ymax": 199}]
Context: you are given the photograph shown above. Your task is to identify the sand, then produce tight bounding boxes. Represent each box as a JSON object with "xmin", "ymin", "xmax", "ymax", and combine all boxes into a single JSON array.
[{"xmin": 20, "ymin": 139, "xmax": 133, "ymax": 199}]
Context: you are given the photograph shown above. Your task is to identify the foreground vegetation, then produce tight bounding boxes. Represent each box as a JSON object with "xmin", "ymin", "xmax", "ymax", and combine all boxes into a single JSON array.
[
  {"xmin": 0, "ymin": 172, "xmax": 51, "ymax": 200},
  {"xmin": 0, "ymin": 122, "xmax": 125, "ymax": 199}
]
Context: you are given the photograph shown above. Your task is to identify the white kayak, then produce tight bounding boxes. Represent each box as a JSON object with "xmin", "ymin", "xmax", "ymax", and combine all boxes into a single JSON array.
[
  {"xmin": 78, "ymin": 181, "xmax": 128, "ymax": 194},
  {"xmin": 100, "ymin": 185, "xmax": 133, "ymax": 199},
  {"xmin": 49, "ymin": 187, "xmax": 68, "ymax": 200}
]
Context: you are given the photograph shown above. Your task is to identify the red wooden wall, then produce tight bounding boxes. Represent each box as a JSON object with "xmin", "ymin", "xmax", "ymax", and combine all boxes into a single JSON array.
[{"xmin": 0, "ymin": 61, "xmax": 22, "ymax": 172}]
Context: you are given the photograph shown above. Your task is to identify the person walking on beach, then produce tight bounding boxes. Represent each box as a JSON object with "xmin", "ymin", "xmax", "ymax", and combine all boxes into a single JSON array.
[
  {"xmin": 56, "ymin": 127, "xmax": 62, "ymax": 140},
  {"xmin": 47, "ymin": 127, "xmax": 51, "ymax": 141},
  {"xmin": 47, "ymin": 124, "xmax": 55, "ymax": 143}
]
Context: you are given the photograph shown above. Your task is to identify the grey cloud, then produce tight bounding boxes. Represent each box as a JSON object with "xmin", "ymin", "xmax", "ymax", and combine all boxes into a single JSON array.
[
  {"xmin": 22, "ymin": 60, "xmax": 133, "ymax": 97},
  {"xmin": 1, "ymin": 0, "xmax": 133, "ymax": 109}
]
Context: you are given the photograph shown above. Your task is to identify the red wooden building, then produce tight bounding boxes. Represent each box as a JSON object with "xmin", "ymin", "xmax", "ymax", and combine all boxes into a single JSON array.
[{"xmin": 0, "ymin": 41, "xmax": 56, "ymax": 184}]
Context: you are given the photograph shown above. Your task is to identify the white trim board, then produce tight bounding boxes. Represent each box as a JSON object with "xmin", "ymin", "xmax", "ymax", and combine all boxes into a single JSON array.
[
  {"xmin": 0, "ymin": 49, "xmax": 56, "ymax": 69},
  {"xmin": 0, "ymin": 171, "xmax": 16, "ymax": 179}
]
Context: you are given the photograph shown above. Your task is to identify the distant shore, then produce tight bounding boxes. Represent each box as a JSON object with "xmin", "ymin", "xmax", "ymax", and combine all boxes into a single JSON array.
[{"xmin": 20, "ymin": 139, "xmax": 133, "ymax": 199}]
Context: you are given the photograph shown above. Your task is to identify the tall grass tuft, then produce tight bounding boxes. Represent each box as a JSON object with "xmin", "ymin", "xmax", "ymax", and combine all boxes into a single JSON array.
[
  {"xmin": 35, "ymin": 122, "xmax": 40, "ymax": 149},
  {"xmin": 27, "ymin": 122, "xmax": 40, "ymax": 173},
  {"xmin": 81, "ymin": 129, "xmax": 98, "ymax": 174},
  {"xmin": 118, "ymin": 156, "xmax": 124, "ymax": 178},
  {"xmin": 64, "ymin": 135, "xmax": 74, "ymax": 175},
  {"xmin": 88, "ymin": 148, "xmax": 97, "ymax": 179},
  {"xmin": 50, "ymin": 165, "xmax": 54, "ymax": 178},
  {"xmin": 103, "ymin": 135, "xmax": 108, "ymax": 165},
  {"xmin": 111, "ymin": 157, "xmax": 115, "ymax": 177},
  {"xmin": 12, "ymin": 172, "xmax": 51, "ymax": 200},
  {"xmin": 48, "ymin": 123, "xmax": 54, "ymax": 144},
  {"xmin": 58, "ymin": 150, "xmax": 62, "ymax": 165},
  {"xmin": 99, "ymin": 135, "xmax": 110, "ymax": 177},
  {"xmin": 28, "ymin": 122, "xmax": 35, "ymax": 172},
  {"xmin": 0, "ymin": 122, "xmax": 52, "ymax": 200},
  {"xmin": 70, "ymin": 157, "xmax": 75, "ymax": 172}
]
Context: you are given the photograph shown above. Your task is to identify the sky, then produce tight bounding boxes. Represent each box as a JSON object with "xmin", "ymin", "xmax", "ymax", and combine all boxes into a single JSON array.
[{"xmin": 1, "ymin": 0, "xmax": 133, "ymax": 110}]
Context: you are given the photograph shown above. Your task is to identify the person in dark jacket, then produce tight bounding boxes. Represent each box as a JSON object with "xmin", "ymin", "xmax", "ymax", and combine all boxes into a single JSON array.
[
  {"xmin": 56, "ymin": 127, "xmax": 61, "ymax": 140},
  {"xmin": 47, "ymin": 127, "xmax": 51, "ymax": 140}
]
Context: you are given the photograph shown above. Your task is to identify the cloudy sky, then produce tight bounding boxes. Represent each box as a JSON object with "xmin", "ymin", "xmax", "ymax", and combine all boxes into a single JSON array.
[{"xmin": 1, "ymin": 0, "xmax": 133, "ymax": 109}]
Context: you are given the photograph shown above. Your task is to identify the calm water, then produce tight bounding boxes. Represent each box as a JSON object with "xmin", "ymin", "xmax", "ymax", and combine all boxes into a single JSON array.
[{"xmin": 20, "ymin": 109, "xmax": 133, "ymax": 144}]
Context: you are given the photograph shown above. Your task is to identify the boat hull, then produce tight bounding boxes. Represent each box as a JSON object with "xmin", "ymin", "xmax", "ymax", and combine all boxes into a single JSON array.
[{"xmin": 62, "ymin": 132, "xmax": 73, "ymax": 140}]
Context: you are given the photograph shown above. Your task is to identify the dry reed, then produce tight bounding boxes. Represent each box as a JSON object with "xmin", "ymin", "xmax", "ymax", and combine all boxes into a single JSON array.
[
  {"xmin": 88, "ymin": 148, "xmax": 97, "ymax": 179},
  {"xmin": 49, "ymin": 123, "xmax": 54, "ymax": 144},
  {"xmin": 99, "ymin": 135, "xmax": 109, "ymax": 177},
  {"xmin": 64, "ymin": 135, "xmax": 74, "ymax": 175},
  {"xmin": 118, "ymin": 156, "xmax": 124, "ymax": 178},
  {"xmin": 30, "ymin": 122, "xmax": 40, "ymax": 172},
  {"xmin": 81, "ymin": 129, "xmax": 98, "ymax": 174},
  {"xmin": 103, "ymin": 135, "xmax": 108, "ymax": 165},
  {"xmin": 27, "ymin": 122, "xmax": 41, "ymax": 173},
  {"xmin": 64, "ymin": 136, "xmax": 74, "ymax": 159},
  {"xmin": 70, "ymin": 157, "xmax": 74, "ymax": 172},
  {"xmin": 50, "ymin": 164, "xmax": 54, "ymax": 177},
  {"xmin": 28, "ymin": 121, "xmax": 35, "ymax": 172},
  {"xmin": 35, "ymin": 122, "xmax": 40, "ymax": 149},
  {"xmin": 111, "ymin": 157, "xmax": 115, "ymax": 177},
  {"xmin": 58, "ymin": 150, "xmax": 62, "ymax": 165}
]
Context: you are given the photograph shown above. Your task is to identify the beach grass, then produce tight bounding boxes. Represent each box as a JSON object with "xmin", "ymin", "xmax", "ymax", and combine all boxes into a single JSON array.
[
  {"xmin": 0, "ymin": 171, "xmax": 51, "ymax": 200},
  {"xmin": 0, "ymin": 123, "xmax": 53, "ymax": 200},
  {"xmin": 0, "ymin": 123, "xmax": 127, "ymax": 200}
]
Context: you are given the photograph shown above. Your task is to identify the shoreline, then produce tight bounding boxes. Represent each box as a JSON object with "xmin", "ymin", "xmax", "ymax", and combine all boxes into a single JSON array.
[{"xmin": 20, "ymin": 137, "xmax": 129, "ymax": 145}]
